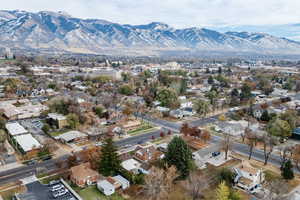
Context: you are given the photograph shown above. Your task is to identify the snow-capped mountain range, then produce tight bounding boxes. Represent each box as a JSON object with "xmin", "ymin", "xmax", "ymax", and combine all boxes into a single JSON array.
[{"xmin": 1, "ymin": 10, "xmax": 300, "ymax": 55}]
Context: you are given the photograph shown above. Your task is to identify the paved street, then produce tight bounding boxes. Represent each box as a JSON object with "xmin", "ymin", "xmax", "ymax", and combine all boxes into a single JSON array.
[{"xmin": 0, "ymin": 155, "xmax": 68, "ymax": 185}]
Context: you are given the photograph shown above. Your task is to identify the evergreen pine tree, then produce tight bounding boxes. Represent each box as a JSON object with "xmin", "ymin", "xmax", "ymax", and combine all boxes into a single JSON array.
[
  {"xmin": 281, "ymin": 160, "xmax": 294, "ymax": 180},
  {"xmin": 165, "ymin": 136, "xmax": 193, "ymax": 179},
  {"xmin": 98, "ymin": 137, "xmax": 121, "ymax": 176},
  {"xmin": 260, "ymin": 110, "xmax": 270, "ymax": 121}
]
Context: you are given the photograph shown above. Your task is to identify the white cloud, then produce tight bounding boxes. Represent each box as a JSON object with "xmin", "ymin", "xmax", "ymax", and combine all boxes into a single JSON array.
[{"xmin": 2, "ymin": 0, "xmax": 300, "ymax": 28}]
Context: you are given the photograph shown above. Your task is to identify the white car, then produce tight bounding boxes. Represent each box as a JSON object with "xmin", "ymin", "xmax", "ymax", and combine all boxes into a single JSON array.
[
  {"xmin": 229, "ymin": 107, "xmax": 240, "ymax": 112},
  {"xmin": 95, "ymin": 142, "xmax": 103, "ymax": 147},
  {"xmin": 53, "ymin": 189, "xmax": 68, "ymax": 198},
  {"xmin": 51, "ymin": 184, "xmax": 64, "ymax": 192}
]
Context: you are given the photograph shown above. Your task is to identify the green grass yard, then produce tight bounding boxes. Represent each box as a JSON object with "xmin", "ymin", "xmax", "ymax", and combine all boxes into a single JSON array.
[
  {"xmin": 73, "ymin": 185, "xmax": 125, "ymax": 200},
  {"xmin": 49, "ymin": 129, "xmax": 70, "ymax": 137},
  {"xmin": 127, "ymin": 123, "xmax": 156, "ymax": 135}
]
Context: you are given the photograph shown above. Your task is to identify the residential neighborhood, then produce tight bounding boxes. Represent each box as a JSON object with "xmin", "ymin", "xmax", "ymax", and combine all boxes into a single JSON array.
[{"xmin": 0, "ymin": 51, "xmax": 299, "ymax": 200}]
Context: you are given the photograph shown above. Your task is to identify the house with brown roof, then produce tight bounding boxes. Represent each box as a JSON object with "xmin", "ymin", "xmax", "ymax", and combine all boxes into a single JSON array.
[
  {"xmin": 122, "ymin": 120, "xmax": 141, "ymax": 131},
  {"xmin": 133, "ymin": 145, "xmax": 164, "ymax": 163},
  {"xmin": 182, "ymin": 136, "xmax": 207, "ymax": 150},
  {"xmin": 97, "ymin": 175, "xmax": 130, "ymax": 196},
  {"xmin": 70, "ymin": 162, "xmax": 100, "ymax": 187}
]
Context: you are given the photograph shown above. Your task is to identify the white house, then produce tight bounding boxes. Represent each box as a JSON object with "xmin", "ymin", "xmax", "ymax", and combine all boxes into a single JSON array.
[
  {"xmin": 169, "ymin": 109, "xmax": 184, "ymax": 119},
  {"xmin": 233, "ymin": 161, "xmax": 264, "ymax": 193},
  {"xmin": 97, "ymin": 180, "xmax": 115, "ymax": 196},
  {"xmin": 121, "ymin": 158, "xmax": 142, "ymax": 174},
  {"xmin": 112, "ymin": 175, "xmax": 130, "ymax": 190},
  {"xmin": 215, "ymin": 121, "xmax": 245, "ymax": 136},
  {"xmin": 271, "ymin": 88, "xmax": 288, "ymax": 97},
  {"xmin": 180, "ymin": 101, "xmax": 193, "ymax": 108}
]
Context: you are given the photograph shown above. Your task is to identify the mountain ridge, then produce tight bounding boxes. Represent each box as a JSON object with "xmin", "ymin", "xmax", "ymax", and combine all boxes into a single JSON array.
[{"xmin": 0, "ymin": 10, "xmax": 300, "ymax": 56}]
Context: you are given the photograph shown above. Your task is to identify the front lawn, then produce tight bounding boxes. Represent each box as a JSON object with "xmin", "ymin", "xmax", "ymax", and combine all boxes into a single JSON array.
[
  {"xmin": 73, "ymin": 185, "xmax": 125, "ymax": 200},
  {"xmin": 127, "ymin": 123, "xmax": 155, "ymax": 135},
  {"xmin": 0, "ymin": 185, "xmax": 26, "ymax": 200},
  {"xmin": 39, "ymin": 174, "xmax": 63, "ymax": 184},
  {"xmin": 49, "ymin": 129, "xmax": 69, "ymax": 137}
]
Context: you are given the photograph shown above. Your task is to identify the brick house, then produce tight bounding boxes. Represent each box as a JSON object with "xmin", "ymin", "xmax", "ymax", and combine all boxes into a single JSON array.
[{"xmin": 70, "ymin": 162, "xmax": 100, "ymax": 187}]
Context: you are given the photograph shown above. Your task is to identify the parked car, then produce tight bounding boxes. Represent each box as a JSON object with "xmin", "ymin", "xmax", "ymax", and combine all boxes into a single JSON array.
[
  {"xmin": 53, "ymin": 189, "xmax": 68, "ymax": 198},
  {"xmin": 51, "ymin": 184, "xmax": 64, "ymax": 192},
  {"xmin": 212, "ymin": 152, "xmax": 221, "ymax": 157},
  {"xmin": 48, "ymin": 180, "xmax": 60, "ymax": 186},
  {"xmin": 229, "ymin": 107, "xmax": 240, "ymax": 112},
  {"xmin": 26, "ymin": 160, "xmax": 38, "ymax": 165}
]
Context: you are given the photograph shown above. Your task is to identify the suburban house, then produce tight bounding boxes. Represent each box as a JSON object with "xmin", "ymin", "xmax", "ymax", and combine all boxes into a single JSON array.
[
  {"xmin": 47, "ymin": 113, "xmax": 68, "ymax": 129},
  {"xmin": 97, "ymin": 175, "xmax": 130, "ymax": 197},
  {"xmin": 180, "ymin": 101, "xmax": 193, "ymax": 109},
  {"xmin": 233, "ymin": 161, "xmax": 264, "ymax": 193},
  {"xmin": 182, "ymin": 136, "xmax": 206, "ymax": 150},
  {"xmin": 156, "ymin": 143, "xmax": 168, "ymax": 153},
  {"xmin": 97, "ymin": 180, "xmax": 115, "ymax": 196},
  {"xmin": 55, "ymin": 131, "xmax": 88, "ymax": 143},
  {"xmin": 182, "ymin": 107, "xmax": 196, "ymax": 116},
  {"xmin": 169, "ymin": 109, "xmax": 184, "ymax": 119},
  {"xmin": 106, "ymin": 175, "xmax": 130, "ymax": 190},
  {"xmin": 133, "ymin": 145, "xmax": 164, "ymax": 163},
  {"xmin": 271, "ymin": 88, "xmax": 288, "ymax": 97},
  {"xmin": 215, "ymin": 121, "xmax": 246, "ymax": 136},
  {"xmin": 70, "ymin": 162, "xmax": 100, "ymax": 187},
  {"xmin": 122, "ymin": 120, "xmax": 141, "ymax": 132},
  {"xmin": 85, "ymin": 126, "xmax": 107, "ymax": 140},
  {"xmin": 121, "ymin": 158, "xmax": 148, "ymax": 174}
]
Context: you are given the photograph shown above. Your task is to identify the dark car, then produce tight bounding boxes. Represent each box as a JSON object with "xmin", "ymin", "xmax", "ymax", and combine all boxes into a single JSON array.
[
  {"xmin": 280, "ymin": 97, "xmax": 291, "ymax": 103},
  {"xmin": 212, "ymin": 152, "xmax": 221, "ymax": 157},
  {"xmin": 26, "ymin": 160, "xmax": 38, "ymax": 165}
]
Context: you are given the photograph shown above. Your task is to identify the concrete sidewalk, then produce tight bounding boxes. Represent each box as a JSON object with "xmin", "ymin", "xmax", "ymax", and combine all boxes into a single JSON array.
[{"xmin": 0, "ymin": 162, "xmax": 24, "ymax": 173}]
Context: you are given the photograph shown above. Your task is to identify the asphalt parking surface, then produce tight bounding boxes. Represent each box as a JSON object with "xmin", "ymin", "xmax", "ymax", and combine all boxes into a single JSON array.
[{"xmin": 24, "ymin": 181, "xmax": 77, "ymax": 200}]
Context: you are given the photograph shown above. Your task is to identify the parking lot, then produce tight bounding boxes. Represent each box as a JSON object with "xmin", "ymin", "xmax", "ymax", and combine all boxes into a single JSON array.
[
  {"xmin": 21, "ymin": 180, "xmax": 78, "ymax": 200},
  {"xmin": 18, "ymin": 118, "xmax": 49, "ymax": 144}
]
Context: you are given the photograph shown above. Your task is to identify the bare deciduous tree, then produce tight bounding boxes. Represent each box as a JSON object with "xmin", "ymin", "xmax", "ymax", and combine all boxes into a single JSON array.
[
  {"xmin": 222, "ymin": 132, "xmax": 232, "ymax": 160},
  {"xmin": 292, "ymin": 144, "xmax": 300, "ymax": 170},
  {"xmin": 265, "ymin": 179, "xmax": 289, "ymax": 200},
  {"xmin": 185, "ymin": 172, "xmax": 209, "ymax": 200},
  {"xmin": 245, "ymin": 129, "xmax": 257, "ymax": 160},
  {"xmin": 143, "ymin": 166, "xmax": 177, "ymax": 200},
  {"xmin": 260, "ymin": 134, "xmax": 277, "ymax": 165}
]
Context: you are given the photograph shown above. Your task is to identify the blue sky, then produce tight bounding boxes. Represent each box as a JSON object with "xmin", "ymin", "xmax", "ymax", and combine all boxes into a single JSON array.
[{"xmin": 2, "ymin": 0, "xmax": 300, "ymax": 40}]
